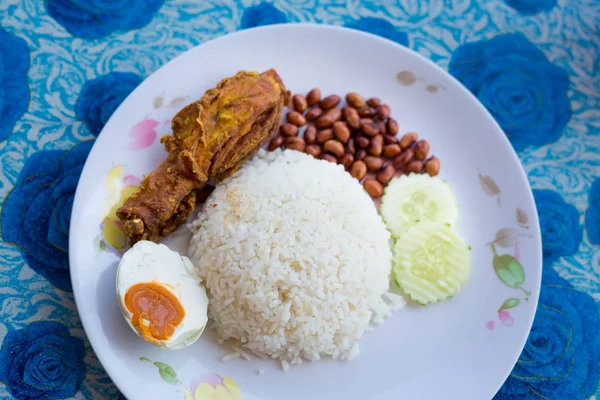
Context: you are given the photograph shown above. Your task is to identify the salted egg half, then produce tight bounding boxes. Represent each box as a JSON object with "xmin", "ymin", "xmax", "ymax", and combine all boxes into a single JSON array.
[{"xmin": 116, "ymin": 241, "xmax": 208, "ymax": 349}]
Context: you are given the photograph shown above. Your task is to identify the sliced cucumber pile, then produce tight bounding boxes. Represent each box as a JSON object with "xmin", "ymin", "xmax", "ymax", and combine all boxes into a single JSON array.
[
  {"xmin": 381, "ymin": 174, "xmax": 458, "ymax": 239},
  {"xmin": 392, "ymin": 222, "xmax": 470, "ymax": 305},
  {"xmin": 381, "ymin": 173, "xmax": 471, "ymax": 305}
]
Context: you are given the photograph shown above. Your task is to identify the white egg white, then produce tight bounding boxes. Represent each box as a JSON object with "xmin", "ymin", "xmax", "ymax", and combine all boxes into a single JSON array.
[{"xmin": 116, "ymin": 240, "xmax": 208, "ymax": 349}]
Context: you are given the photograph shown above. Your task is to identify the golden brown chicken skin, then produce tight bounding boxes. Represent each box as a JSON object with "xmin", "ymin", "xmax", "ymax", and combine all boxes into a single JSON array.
[{"xmin": 117, "ymin": 69, "xmax": 289, "ymax": 244}]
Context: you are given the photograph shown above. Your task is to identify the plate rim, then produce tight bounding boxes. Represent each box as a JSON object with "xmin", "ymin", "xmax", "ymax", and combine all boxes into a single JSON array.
[{"xmin": 69, "ymin": 22, "xmax": 542, "ymax": 400}]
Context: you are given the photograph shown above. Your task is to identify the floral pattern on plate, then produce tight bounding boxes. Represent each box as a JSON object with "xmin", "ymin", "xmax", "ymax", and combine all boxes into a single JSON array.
[
  {"xmin": 96, "ymin": 165, "xmax": 140, "ymax": 252},
  {"xmin": 141, "ymin": 358, "xmax": 242, "ymax": 400},
  {"xmin": 478, "ymin": 172, "xmax": 534, "ymax": 330}
]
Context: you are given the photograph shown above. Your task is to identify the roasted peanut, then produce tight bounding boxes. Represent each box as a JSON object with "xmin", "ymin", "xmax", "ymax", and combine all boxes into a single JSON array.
[
  {"xmin": 305, "ymin": 107, "xmax": 323, "ymax": 121},
  {"xmin": 268, "ymin": 136, "xmax": 283, "ymax": 151},
  {"xmin": 355, "ymin": 136, "xmax": 370, "ymax": 148},
  {"xmin": 406, "ymin": 160, "xmax": 424, "ymax": 174},
  {"xmin": 363, "ymin": 178, "xmax": 383, "ymax": 198},
  {"xmin": 368, "ymin": 135, "xmax": 384, "ymax": 156},
  {"xmin": 364, "ymin": 156, "xmax": 384, "ymax": 172},
  {"xmin": 377, "ymin": 165, "xmax": 395, "ymax": 184},
  {"xmin": 393, "ymin": 149, "xmax": 415, "ymax": 169},
  {"xmin": 346, "ymin": 113, "xmax": 361, "ymax": 130},
  {"xmin": 399, "ymin": 132, "xmax": 418, "ymax": 149},
  {"xmin": 346, "ymin": 92, "xmax": 365, "ymax": 108},
  {"xmin": 333, "ymin": 121, "xmax": 351, "ymax": 143},
  {"xmin": 316, "ymin": 128, "xmax": 334, "ymax": 144},
  {"xmin": 306, "ymin": 88, "xmax": 321, "ymax": 106},
  {"xmin": 350, "ymin": 160, "xmax": 367, "ymax": 180},
  {"xmin": 315, "ymin": 108, "xmax": 342, "ymax": 128},
  {"xmin": 387, "ymin": 118, "xmax": 399, "ymax": 136},
  {"xmin": 287, "ymin": 111, "xmax": 306, "ymax": 127},
  {"xmin": 280, "ymin": 123, "xmax": 298, "ymax": 137},
  {"xmin": 304, "ymin": 125, "xmax": 317, "ymax": 144},
  {"xmin": 359, "ymin": 117, "xmax": 373, "ymax": 126},
  {"xmin": 359, "ymin": 107, "xmax": 376, "ymax": 118},
  {"xmin": 362, "ymin": 122, "xmax": 380, "ymax": 137},
  {"xmin": 305, "ymin": 144, "xmax": 321, "ymax": 158},
  {"xmin": 383, "ymin": 144, "xmax": 402, "ymax": 158},
  {"xmin": 323, "ymin": 139, "xmax": 345, "ymax": 158},
  {"xmin": 377, "ymin": 104, "xmax": 391, "ymax": 120},
  {"xmin": 321, "ymin": 153, "xmax": 337, "ymax": 163},
  {"xmin": 343, "ymin": 106, "xmax": 358, "ymax": 120},
  {"xmin": 346, "ymin": 138, "xmax": 356, "ymax": 155},
  {"xmin": 284, "ymin": 136, "xmax": 305, "ymax": 152},
  {"xmin": 383, "ymin": 134, "xmax": 399, "ymax": 144},
  {"xmin": 424, "ymin": 156, "xmax": 440, "ymax": 176},
  {"xmin": 320, "ymin": 95, "xmax": 341, "ymax": 110},
  {"xmin": 292, "ymin": 94, "xmax": 308, "ymax": 113},
  {"xmin": 414, "ymin": 140, "xmax": 430, "ymax": 160},
  {"xmin": 355, "ymin": 149, "xmax": 367, "ymax": 161},
  {"xmin": 393, "ymin": 149, "xmax": 414, "ymax": 168},
  {"xmin": 366, "ymin": 97, "xmax": 381, "ymax": 108},
  {"xmin": 378, "ymin": 120, "xmax": 387, "ymax": 135},
  {"xmin": 340, "ymin": 153, "xmax": 354, "ymax": 170}
]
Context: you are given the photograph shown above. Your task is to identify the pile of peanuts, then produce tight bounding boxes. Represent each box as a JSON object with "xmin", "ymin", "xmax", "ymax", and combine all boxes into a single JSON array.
[{"xmin": 268, "ymin": 89, "xmax": 440, "ymax": 198}]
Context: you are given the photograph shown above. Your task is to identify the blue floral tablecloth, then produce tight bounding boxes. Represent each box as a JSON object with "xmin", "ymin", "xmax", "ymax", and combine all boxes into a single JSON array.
[{"xmin": 0, "ymin": 1, "xmax": 599, "ymax": 399}]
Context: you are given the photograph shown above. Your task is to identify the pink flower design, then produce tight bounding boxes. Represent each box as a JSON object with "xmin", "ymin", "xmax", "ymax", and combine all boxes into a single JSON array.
[
  {"xmin": 486, "ymin": 321, "xmax": 496, "ymax": 330},
  {"xmin": 498, "ymin": 310, "xmax": 514, "ymax": 327},
  {"xmin": 187, "ymin": 373, "xmax": 241, "ymax": 400},
  {"xmin": 127, "ymin": 119, "xmax": 158, "ymax": 150},
  {"xmin": 123, "ymin": 174, "xmax": 141, "ymax": 186},
  {"xmin": 189, "ymin": 374, "xmax": 223, "ymax": 393},
  {"xmin": 498, "ymin": 310, "xmax": 510, "ymax": 321}
]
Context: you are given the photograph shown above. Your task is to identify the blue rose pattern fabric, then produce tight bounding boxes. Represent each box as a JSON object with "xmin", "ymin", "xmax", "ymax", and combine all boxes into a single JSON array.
[
  {"xmin": 76, "ymin": 72, "xmax": 143, "ymax": 136},
  {"xmin": 0, "ymin": 322, "xmax": 85, "ymax": 400},
  {"xmin": 533, "ymin": 189, "xmax": 583, "ymax": 264},
  {"xmin": 504, "ymin": 0, "xmax": 558, "ymax": 15},
  {"xmin": 585, "ymin": 178, "xmax": 600, "ymax": 245},
  {"xmin": 2, "ymin": 141, "xmax": 93, "ymax": 292},
  {"xmin": 0, "ymin": 0, "xmax": 599, "ymax": 398},
  {"xmin": 44, "ymin": 0, "xmax": 165, "ymax": 39},
  {"xmin": 240, "ymin": 2, "xmax": 287, "ymax": 29},
  {"xmin": 495, "ymin": 266, "xmax": 600, "ymax": 399},
  {"xmin": 344, "ymin": 17, "xmax": 409, "ymax": 47},
  {"xmin": 449, "ymin": 34, "xmax": 571, "ymax": 152},
  {"xmin": 0, "ymin": 28, "xmax": 30, "ymax": 143}
]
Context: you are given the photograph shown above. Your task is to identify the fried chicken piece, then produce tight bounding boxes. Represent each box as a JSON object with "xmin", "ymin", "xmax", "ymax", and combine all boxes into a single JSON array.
[{"xmin": 117, "ymin": 69, "xmax": 289, "ymax": 244}]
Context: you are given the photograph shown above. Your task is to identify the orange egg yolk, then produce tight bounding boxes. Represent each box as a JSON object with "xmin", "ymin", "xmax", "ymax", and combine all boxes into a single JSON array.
[{"xmin": 124, "ymin": 282, "xmax": 185, "ymax": 345}]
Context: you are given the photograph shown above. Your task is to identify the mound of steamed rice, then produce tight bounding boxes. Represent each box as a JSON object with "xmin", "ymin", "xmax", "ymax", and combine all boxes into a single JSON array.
[{"xmin": 188, "ymin": 149, "xmax": 403, "ymax": 364}]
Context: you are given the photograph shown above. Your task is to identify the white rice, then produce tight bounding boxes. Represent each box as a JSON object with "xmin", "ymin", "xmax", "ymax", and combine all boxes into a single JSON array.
[
  {"xmin": 189, "ymin": 149, "xmax": 398, "ymax": 364},
  {"xmin": 233, "ymin": 346, "xmax": 252, "ymax": 360},
  {"xmin": 221, "ymin": 352, "xmax": 241, "ymax": 362}
]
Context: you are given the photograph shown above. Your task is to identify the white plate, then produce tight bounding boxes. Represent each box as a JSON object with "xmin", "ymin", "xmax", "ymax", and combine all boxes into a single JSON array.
[{"xmin": 70, "ymin": 24, "xmax": 542, "ymax": 400}]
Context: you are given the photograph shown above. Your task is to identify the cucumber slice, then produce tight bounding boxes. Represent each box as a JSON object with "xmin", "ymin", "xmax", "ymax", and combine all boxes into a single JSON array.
[
  {"xmin": 393, "ymin": 222, "xmax": 470, "ymax": 305},
  {"xmin": 381, "ymin": 174, "xmax": 458, "ymax": 238}
]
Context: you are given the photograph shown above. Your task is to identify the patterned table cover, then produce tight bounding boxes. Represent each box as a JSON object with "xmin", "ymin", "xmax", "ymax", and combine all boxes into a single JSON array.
[{"xmin": 0, "ymin": 1, "xmax": 599, "ymax": 399}]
